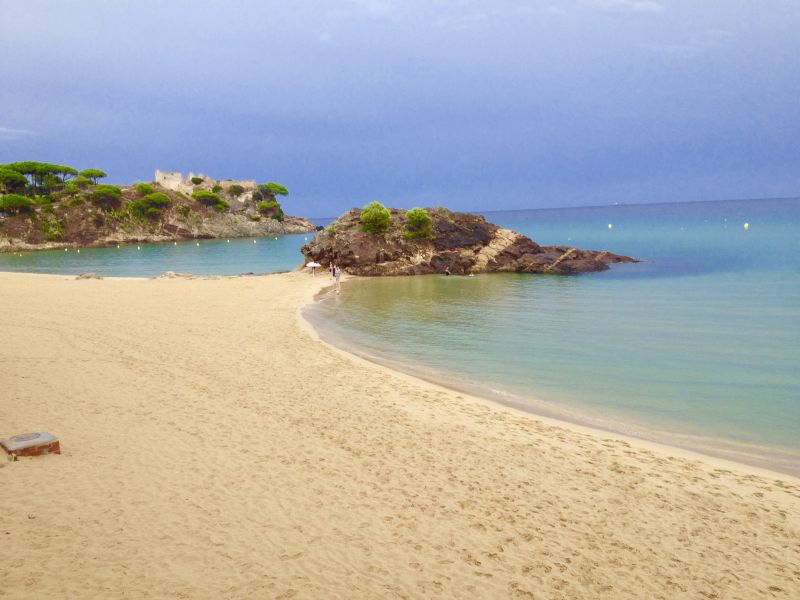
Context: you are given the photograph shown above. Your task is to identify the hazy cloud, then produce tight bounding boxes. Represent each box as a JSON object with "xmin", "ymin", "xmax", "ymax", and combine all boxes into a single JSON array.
[
  {"xmin": 0, "ymin": 126, "xmax": 36, "ymax": 141},
  {"xmin": 348, "ymin": 0, "xmax": 398, "ymax": 18},
  {"xmin": 646, "ymin": 28, "xmax": 734, "ymax": 58},
  {"xmin": 589, "ymin": 0, "xmax": 665, "ymax": 14}
]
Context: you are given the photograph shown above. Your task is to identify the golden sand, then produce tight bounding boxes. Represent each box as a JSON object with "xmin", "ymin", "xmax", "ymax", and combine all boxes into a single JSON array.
[{"xmin": 1, "ymin": 271, "xmax": 798, "ymax": 598}]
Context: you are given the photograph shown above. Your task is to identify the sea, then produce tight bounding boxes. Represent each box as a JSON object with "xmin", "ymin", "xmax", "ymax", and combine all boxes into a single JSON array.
[
  {"xmin": 305, "ymin": 198, "xmax": 800, "ymax": 476},
  {"xmin": 0, "ymin": 234, "xmax": 315, "ymax": 277},
  {"xmin": 2, "ymin": 197, "xmax": 798, "ymax": 475}
]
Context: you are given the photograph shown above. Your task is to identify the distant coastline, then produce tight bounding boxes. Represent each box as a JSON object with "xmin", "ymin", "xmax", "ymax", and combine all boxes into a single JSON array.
[{"xmin": 0, "ymin": 163, "xmax": 316, "ymax": 253}]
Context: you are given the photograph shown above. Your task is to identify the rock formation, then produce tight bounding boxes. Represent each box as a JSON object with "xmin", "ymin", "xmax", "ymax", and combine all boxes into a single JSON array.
[
  {"xmin": 0, "ymin": 184, "xmax": 315, "ymax": 252},
  {"xmin": 301, "ymin": 207, "xmax": 636, "ymax": 276}
]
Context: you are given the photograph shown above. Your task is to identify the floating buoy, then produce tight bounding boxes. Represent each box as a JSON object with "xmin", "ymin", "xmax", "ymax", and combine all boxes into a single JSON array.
[
  {"xmin": 116, "ymin": 245, "xmax": 120, "ymax": 249},
  {"xmin": 304, "ymin": 237, "xmax": 308, "ymax": 241},
  {"xmin": 608, "ymin": 223, "xmax": 613, "ymax": 229},
  {"xmin": 196, "ymin": 242, "xmax": 200, "ymax": 246},
  {"xmin": 64, "ymin": 248, "xmax": 68, "ymax": 252},
  {"xmin": 137, "ymin": 245, "xmax": 141, "ymax": 250},
  {"xmin": 76, "ymin": 249, "xmax": 80, "ymax": 254},
  {"xmin": 253, "ymin": 240, "xmax": 257, "ymax": 244},
  {"xmin": 274, "ymin": 237, "xmax": 278, "ymax": 240},
  {"xmin": 227, "ymin": 239, "xmax": 230, "ymax": 243},
  {"xmin": 174, "ymin": 241, "xmax": 177, "ymax": 245},
  {"xmin": 744, "ymin": 222, "xmax": 750, "ymax": 230}
]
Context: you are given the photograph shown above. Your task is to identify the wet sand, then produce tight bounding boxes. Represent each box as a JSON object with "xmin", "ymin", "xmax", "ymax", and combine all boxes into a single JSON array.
[{"xmin": 1, "ymin": 271, "xmax": 798, "ymax": 598}]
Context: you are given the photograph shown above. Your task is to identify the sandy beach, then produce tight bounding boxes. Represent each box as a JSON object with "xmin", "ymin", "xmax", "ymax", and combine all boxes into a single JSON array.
[{"xmin": 1, "ymin": 270, "xmax": 798, "ymax": 599}]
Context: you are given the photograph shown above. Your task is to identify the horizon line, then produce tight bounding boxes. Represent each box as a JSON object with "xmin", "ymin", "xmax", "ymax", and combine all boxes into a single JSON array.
[{"xmin": 308, "ymin": 194, "xmax": 800, "ymax": 221}]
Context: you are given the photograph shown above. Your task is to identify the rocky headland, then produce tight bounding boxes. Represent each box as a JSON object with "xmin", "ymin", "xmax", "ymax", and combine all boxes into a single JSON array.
[
  {"xmin": 0, "ymin": 177, "xmax": 315, "ymax": 253},
  {"xmin": 301, "ymin": 207, "xmax": 636, "ymax": 275}
]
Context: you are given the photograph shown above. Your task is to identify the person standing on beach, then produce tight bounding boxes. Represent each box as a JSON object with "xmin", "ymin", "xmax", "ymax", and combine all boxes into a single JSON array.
[{"xmin": 333, "ymin": 264, "xmax": 342, "ymax": 294}]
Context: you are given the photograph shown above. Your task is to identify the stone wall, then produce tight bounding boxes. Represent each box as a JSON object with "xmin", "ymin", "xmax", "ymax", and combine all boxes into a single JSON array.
[{"xmin": 154, "ymin": 170, "xmax": 258, "ymax": 211}]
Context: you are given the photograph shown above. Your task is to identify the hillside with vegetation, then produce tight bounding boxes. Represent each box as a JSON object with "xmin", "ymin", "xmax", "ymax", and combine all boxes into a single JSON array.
[{"xmin": 0, "ymin": 162, "xmax": 315, "ymax": 252}]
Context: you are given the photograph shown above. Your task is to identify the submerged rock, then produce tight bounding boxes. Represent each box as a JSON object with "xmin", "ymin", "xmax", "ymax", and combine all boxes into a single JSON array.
[{"xmin": 301, "ymin": 207, "xmax": 636, "ymax": 276}]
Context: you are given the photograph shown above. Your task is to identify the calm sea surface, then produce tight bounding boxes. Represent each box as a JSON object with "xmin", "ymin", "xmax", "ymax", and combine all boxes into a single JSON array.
[
  {"xmin": 306, "ymin": 198, "xmax": 800, "ymax": 475},
  {"xmin": 0, "ymin": 234, "xmax": 316, "ymax": 277}
]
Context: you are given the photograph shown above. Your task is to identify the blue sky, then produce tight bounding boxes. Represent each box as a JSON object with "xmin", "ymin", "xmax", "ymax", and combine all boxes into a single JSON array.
[{"xmin": 1, "ymin": 0, "xmax": 798, "ymax": 216}]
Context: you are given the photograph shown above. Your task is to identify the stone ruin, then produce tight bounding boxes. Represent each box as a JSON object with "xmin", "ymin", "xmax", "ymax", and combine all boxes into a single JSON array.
[{"xmin": 154, "ymin": 170, "xmax": 258, "ymax": 212}]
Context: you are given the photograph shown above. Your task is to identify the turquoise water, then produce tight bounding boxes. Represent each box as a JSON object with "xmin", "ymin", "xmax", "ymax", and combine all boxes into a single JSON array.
[
  {"xmin": 0, "ymin": 234, "xmax": 316, "ymax": 277},
  {"xmin": 307, "ymin": 198, "xmax": 800, "ymax": 475},
  {"xmin": 2, "ymin": 200, "xmax": 798, "ymax": 474}
]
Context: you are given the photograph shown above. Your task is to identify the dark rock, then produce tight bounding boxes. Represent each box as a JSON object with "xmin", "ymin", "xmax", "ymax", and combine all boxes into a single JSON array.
[{"xmin": 301, "ymin": 207, "xmax": 637, "ymax": 276}]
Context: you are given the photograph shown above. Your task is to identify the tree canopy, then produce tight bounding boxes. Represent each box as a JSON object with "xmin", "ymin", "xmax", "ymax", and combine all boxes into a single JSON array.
[
  {"xmin": 259, "ymin": 182, "xmax": 288, "ymax": 196},
  {"xmin": 0, "ymin": 168, "xmax": 28, "ymax": 192},
  {"xmin": 404, "ymin": 207, "xmax": 434, "ymax": 239},
  {"xmin": 1, "ymin": 161, "xmax": 83, "ymax": 195},
  {"xmin": 89, "ymin": 184, "xmax": 123, "ymax": 210},
  {"xmin": 192, "ymin": 190, "xmax": 229, "ymax": 212},
  {"xmin": 130, "ymin": 192, "xmax": 171, "ymax": 219},
  {"xmin": 227, "ymin": 184, "xmax": 245, "ymax": 197},
  {"xmin": 360, "ymin": 201, "xmax": 391, "ymax": 234},
  {"xmin": 0, "ymin": 193, "xmax": 34, "ymax": 214},
  {"xmin": 79, "ymin": 169, "xmax": 107, "ymax": 184}
]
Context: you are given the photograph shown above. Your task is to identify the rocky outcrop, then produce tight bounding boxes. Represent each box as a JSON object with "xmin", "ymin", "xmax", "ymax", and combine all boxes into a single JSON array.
[
  {"xmin": 0, "ymin": 185, "xmax": 316, "ymax": 252},
  {"xmin": 301, "ymin": 207, "xmax": 636, "ymax": 276}
]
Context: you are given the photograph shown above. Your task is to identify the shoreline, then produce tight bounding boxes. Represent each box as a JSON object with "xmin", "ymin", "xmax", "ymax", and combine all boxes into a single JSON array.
[
  {"xmin": 2, "ymin": 270, "xmax": 799, "ymax": 598},
  {"xmin": 0, "ymin": 230, "xmax": 313, "ymax": 255},
  {"xmin": 6, "ymin": 268, "xmax": 799, "ymax": 482},
  {"xmin": 302, "ymin": 277, "xmax": 800, "ymax": 483}
]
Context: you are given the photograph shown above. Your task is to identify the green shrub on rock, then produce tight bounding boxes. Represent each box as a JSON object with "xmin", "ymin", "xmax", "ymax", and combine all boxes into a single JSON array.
[
  {"xmin": 360, "ymin": 201, "xmax": 391, "ymax": 234},
  {"xmin": 212, "ymin": 184, "xmax": 223, "ymax": 193},
  {"xmin": 66, "ymin": 196, "xmax": 86, "ymax": 207},
  {"xmin": 192, "ymin": 190, "xmax": 229, "ymax": 212},
  {"xmin": 90, "ymin": 184, "xmax": 123, "ymax": 210},
  {"xmin": 135, "ymin": 182, "xmax": 154, "ymax": 196},
  {"xmin": 177, "ymin": 205, "xmax": 191, "ymax": 217},
  {"xmin": 62, "ymin": 180, "xmax": 81, "ymax": 195},
  {"xmin": 228, "ymin": 184, "xmax": 245, "ymax": 197},
  {"xmin": 404, "ymin": 207, "xmax": 434, "ymax": 239},
  {"xmin": 40, "ymin": 217, "xmax": 65, "ymax": 240},
  {"xmin": 0, "ymin": 193, "xmax": 33, "ymax": 215},
  {"xmin": 191, "ymin": 177, "xmax": 204, "ymax": 185},
  {"xmin": 130, "ymin": 192, "xmax": 171, "ymax": 219},
  {"xmin": 193, "ymin": 190, "xmax": 222, "ymax": 206},
  {"xmin": 257, "ymin": 200, "xmax": 281, "ymax": 213},
  {"xmin": 257, "ymin": 200, "xmax": 284, "ymax": 221},
  {"xmin": 248, "ymin": 212, "xmax": 261, "ymax": 221}
]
